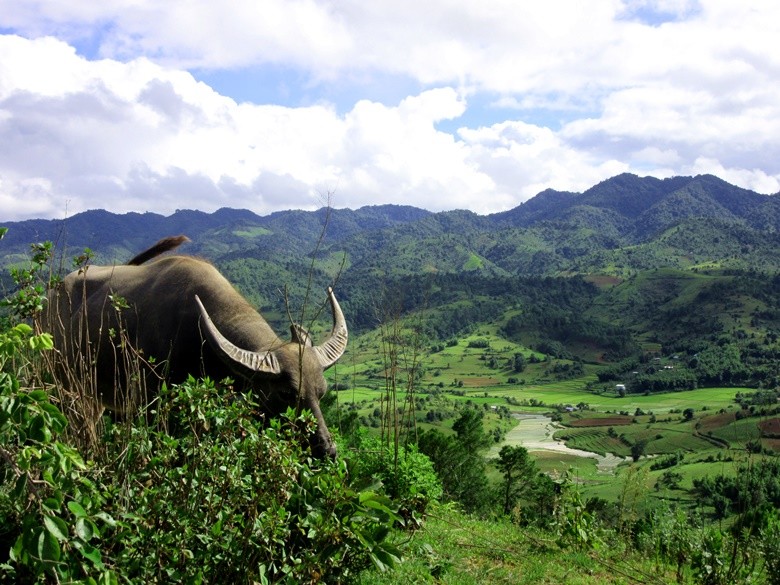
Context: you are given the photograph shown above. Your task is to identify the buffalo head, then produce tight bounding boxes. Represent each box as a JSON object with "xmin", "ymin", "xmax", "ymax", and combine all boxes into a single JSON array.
[{"xmin": 195, "ymin": 287, "xmax": 347, "ymax": 457}]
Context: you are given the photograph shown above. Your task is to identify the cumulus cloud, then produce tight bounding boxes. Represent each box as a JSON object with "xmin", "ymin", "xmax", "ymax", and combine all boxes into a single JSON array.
[
  {"xmin": 0, "ymin": 36, "xmax": 496, "ymax": 218},
  {"xmin": 5, "ymin": 1, "xmax": 777, "ymax": 96},
  {"xmin": 1, "ymin": 1, "xmax": 780, "ymax": 220},
  {"xmin": 459, "ymin": 121, "xmax": 629, "ymax": 204}
]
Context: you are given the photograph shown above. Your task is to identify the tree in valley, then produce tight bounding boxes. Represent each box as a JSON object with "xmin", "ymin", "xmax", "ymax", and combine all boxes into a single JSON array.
[
  {"xmin": 418, "ymin": 407, "xmax": 491, "ymax": 513},
  {"xmin": 512, "ymin": 352, "xmax": 526, "ymax": 373},
  {"xmin": 630, "ymin": 439, "xmax": 648, "ymax": 462},
  {"xmin": 496, "ymin": 445, "xmax": 539, "ymax": 515}
]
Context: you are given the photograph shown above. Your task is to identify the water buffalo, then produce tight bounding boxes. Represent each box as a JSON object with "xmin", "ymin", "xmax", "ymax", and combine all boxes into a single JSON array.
[{"xmin": 45, "ymin": 236, "xmax": 347, "ymax": 457}]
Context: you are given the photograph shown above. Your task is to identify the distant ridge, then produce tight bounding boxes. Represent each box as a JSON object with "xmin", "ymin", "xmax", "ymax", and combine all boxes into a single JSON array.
[{"xmin": 1, "ymin": 173, "xmax": 778, "ymax": 278}]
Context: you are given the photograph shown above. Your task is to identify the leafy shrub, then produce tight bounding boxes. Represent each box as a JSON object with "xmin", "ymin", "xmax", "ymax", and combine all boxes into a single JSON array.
[
  {"xmin": 345, "ymin": 438, "xmax": 442, "ymax": 529},
  {"xmin": 760, "ymin": 510, "xmax": 780, "ymax": 585},
  {"xmin": 0, "ymin": 323, "xmax": 115, "ymax": 584},
  {"xmin": 1, "ymin": 343, "xmax": 404, "ymax": 583},
  {"xmin": 105, "ymin": 379, "xmax": 403, "ymax": 583},
  {"xmin": 650, "ymin": 450, "xmax": 684, "ymax": 471},
  {"xmin": 553, "ymin": 473, "xmax": 599, "ymax": 551},
  {"xmin": 0, "ymin": 239, "xmax": 55, "ymax": 320},
  {"xmin": 690, "ymin": 526, "xmax": 757, "ymax": 585}
]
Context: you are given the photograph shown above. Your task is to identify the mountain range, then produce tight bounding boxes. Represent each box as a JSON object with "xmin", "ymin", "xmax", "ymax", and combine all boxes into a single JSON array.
[
  {"xmin": 3, "ymin": 173, "xmax": 780, "ymax": 357},
  {"xmin": 2, "ymin": 173, "xmax": 779, "ymax": 276}
]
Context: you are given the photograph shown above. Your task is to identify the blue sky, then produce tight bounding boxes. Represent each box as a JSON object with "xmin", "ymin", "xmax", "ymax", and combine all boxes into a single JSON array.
[{"xmin": 1, "ymin": 1, "xmax": 778, "ymax": 220}]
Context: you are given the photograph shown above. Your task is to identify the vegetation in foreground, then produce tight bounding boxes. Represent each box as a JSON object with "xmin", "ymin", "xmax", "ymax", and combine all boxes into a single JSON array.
[
  {"xmin": 3, "ymin": 323, "xmax": 780, "ymax": 584},
  {"xmin": 1, "ymin": 328, "xmax": 411, "ymax": 583}
]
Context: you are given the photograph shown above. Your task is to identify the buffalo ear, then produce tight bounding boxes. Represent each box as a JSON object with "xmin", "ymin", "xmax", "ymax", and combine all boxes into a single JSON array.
[{"xmin": 290, "ymin": 323, "xmax": 313, "ymax": 346}]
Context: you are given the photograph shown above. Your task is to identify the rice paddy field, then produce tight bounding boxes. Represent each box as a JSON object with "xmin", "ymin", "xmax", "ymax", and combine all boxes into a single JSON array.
[{"xmin": 329, "ymin": 328, "xmax": 779, "ymax": 506}]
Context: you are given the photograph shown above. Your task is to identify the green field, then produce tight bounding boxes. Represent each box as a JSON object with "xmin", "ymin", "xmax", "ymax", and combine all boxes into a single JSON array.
[
  {"xmin": 232, "ymin": 226, "xmax": 272, "ymax": 237},
  {"xmin": 327, "ymin": 323, "xmax": 778, "ymax": 509}
]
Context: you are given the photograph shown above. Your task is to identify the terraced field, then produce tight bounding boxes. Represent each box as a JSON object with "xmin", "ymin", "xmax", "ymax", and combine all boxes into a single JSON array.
[
  {"xmin": 329, "ymin": 326, "xmax": 780, "ymax": 506},
  {"xmin": 489, "ymin": 414, "xmax": 628, "ymax": 472}
]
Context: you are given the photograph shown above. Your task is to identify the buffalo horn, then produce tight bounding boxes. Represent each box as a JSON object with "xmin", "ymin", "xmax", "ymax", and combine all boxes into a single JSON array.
[
  {"xmin": 312, "ymin": 287, "xmax": 349, "ymax": 369},
  {"xmin": 195, "ymin": 295, "xmax": 282, "ymax": 375}
]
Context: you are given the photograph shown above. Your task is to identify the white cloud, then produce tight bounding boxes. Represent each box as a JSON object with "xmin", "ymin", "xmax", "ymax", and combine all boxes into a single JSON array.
[
  {"xmin": 333, "ymin": 88, "xmax": 502, "ymax": 211},
  {"xmin": 0, "ymin": 36, "xmax": 498, "ymax": 218},
  {"xmin": 561, "ymin": 81, "xmax": 780, "ymax": 176},
  {"xmin": 459, "ymin": 121, "xmax": 629, "ymax": 203},
  {"xmin": 7, "ymin": 1, "xmax": 777, "ymax": 95},
  {"xmin": 684, "ymin": 158, "xmax": 780, "ymax": 195},
  {"xmin": 1, "ymin": 2, "xmax": 780, "ymax": 220},
  {"xmin": 0, "ymin": 0, "xmax": 353, "ymax": 70}
]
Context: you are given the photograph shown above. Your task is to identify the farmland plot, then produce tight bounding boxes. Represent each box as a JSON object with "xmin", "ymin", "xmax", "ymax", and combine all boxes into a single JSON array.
[{"xmin": 489, "ymin": 414, "xmax": 628, "ymax": 472}]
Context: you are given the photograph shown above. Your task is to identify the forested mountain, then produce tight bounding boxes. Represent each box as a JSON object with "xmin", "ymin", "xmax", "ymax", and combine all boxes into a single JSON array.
[
  {"xmin": 2, "ymin": 173, "xmax": 780, "ymax": 370},
  {"xmin": 2, "ymin": 173, "xmax": 778, "ymax": 273},
  {"xmin": 0, "ymin": 204, "xmax": 431, "ymax": 265}
]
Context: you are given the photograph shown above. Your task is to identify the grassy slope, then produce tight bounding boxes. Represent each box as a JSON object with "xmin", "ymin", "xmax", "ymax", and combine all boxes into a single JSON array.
[
  {"xmin": 357, "ymin": 505, "xmax": 678, "ymax": 585},
  {"xmin": 342, "ymin": 326, "xmax": 776, "ymax": 583}
]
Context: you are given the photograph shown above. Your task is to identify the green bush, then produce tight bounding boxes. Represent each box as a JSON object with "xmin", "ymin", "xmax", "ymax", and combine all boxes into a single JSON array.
[
  {"xmin": 345, "ymin": 438, "xmax": 442, "ymax": 528},
  {"xmin": 760, "ymin": 510, "xmax": 780, "ymax": 585},
  {"xmin": 1, "ymin": 323, "xmax": 114, "ymax": 584},
  {"xmin": 107, "ymin": 379, "xmax": 403, "ymax": 583},
  {"xmin": 1, "ymin": 330, "xmax": 404, "ymax": 584}
]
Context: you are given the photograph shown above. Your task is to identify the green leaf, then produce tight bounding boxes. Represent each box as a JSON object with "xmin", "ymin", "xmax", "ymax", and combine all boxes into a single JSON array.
[
  {"xmin": 28, "ymin": 416, "xmax": 51, "ymax": 443},
  {"xmin": 93, "ymin": 512, "xmax": 117, "ymax": 527},
  {"xmin": 44, "ymin": 515, "xmax": 69, "ymax": 542},
  {"xmin": 362, "ymin": 497, "xmax": 393, "ymax": 512},
  {"xmin": 75, "ymin": 517, "xmax": 96, "ymax": 541},
  {"xmin": 68, "ymin": 500, "xmax": 88, "ymax": 518},
  {"xmin": 100, "ymin": 570, "xmax": 120, "ymax": 585},
  {"xmin": 12, "ymin": 323, "xmax": 33, "ymax": 336},
  {"xmin": 59, "ymin": 443, "xmax": 86, "ymax": 469},
  {"xmin": 368, "ymin": 551, "xmax": 389, "ymax": 572},
  {"xmin": 73, "ymin": 540, "xmax": 104, "ymax": 567},
  {"xmin": 373, "ymin": 546, "xmax": 402, "ymax": 571},
  {"xmin": 53, "ymin": 443, "xmax": 72, "ymax": 474},
  {"xmin": 37, "ymin": 528, "xmax": 61, "ymax": 563},
  {"xmin": 359, "ymin": 491, "xmax": 394, "ymax": 509},
  {"xmin": 97, "ymin": 571, "xmax": 119, "ymax": 585},
  {"xmin": 26, "ymin": 389, "xmax": 47, "ymax": 402},
  {"xmin": 40, "ymin": 403, "xmax": 68, "ymax": 433},
  {"xmin": 43, "ymin": 496, "xmax": 61, "ymax": 512},
  {"xmin": 10, "ymin": 534, "xmax": 23, "ymax": 562},
  {"xmin": 11, "ymin": 473, "xmax": 28, "ymax": 500},
  {"xmin": 28, "ymin": 333, "xmax": 54, "ymax": 351},
  {"xmin": 210, "ymin": 518, "xmax": 223, "ymax": 537}
]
